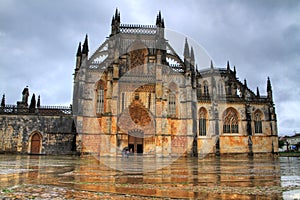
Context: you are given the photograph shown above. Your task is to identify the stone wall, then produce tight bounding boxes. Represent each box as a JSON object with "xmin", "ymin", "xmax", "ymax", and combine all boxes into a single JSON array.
[{"xmin": 0, "ymin": 114, "xmax": 75, "ymax": 154}]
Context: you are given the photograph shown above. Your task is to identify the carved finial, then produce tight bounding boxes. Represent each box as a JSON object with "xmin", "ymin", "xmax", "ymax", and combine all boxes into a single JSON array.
[
  {"xmin": 244, "ymin": 79, "xmax": 247, "ymax": 87},
  {"xmin": 234, "ymin": 65, "xmax": 236, "ymax": 74}
]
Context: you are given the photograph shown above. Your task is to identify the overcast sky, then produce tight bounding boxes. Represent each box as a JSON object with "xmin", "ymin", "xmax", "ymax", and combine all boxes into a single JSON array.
[{"xmin": 0, "ymin": 0, "xmax": 299, "ymax": 136}]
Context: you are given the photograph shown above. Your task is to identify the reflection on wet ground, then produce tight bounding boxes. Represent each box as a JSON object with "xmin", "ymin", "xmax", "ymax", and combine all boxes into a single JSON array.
[{"xmin": 0, "ymin": 155, "xmax": 299, "ymax": 199}]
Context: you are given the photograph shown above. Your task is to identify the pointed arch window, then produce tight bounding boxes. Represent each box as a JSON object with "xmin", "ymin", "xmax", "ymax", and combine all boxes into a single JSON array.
[
  {"xmin": 218, "ymin": 81, "xmax": 224, "ymax": 96},
  {"xmin": 223, "ymin": 108, "xmax": 239, "ymax": 133},
  {"xmin": 96, "ymin": 82, "xmax": 105, "ymax": 114},
  {"xmin": 168, "ymin": 92, "xmax": 176, "ymax": 116},
  {"xmin": 254, "ymin": 112, "xmax": 263, "ymax": 133},
  {"xmin": 203, "ymin": 81, "xmax": 209, "ymax": 96},
  {"xmin": 197, "ymin": 84, "xmax": 202, "ymax": 98},
  {"xmin": 199, "ymin": 108, "xmax": 207, "ymax": 136}
]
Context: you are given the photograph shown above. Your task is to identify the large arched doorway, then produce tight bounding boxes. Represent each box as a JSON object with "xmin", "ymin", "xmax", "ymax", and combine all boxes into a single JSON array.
[
  {"xmin": 30, "ymin": 133, "xmax": 42, "ymax": 154},
  {"xmin": 128, "ymin": 135, "xmax": 143, "ymax": 154}
]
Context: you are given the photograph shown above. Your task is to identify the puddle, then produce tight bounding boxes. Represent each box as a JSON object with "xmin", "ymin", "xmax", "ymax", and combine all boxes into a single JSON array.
[{"xmin": 0, "ymin": 155, "xmax": 299, "ymax": 199}]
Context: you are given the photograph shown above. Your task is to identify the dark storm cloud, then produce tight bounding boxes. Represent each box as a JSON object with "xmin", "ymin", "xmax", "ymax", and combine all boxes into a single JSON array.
[{"xmin": 0, "ymin": 0, "xmax": 299, "ymax": 135}]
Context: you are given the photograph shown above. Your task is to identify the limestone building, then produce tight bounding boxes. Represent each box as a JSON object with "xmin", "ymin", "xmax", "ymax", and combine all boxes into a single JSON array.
[
  {"xmin": 0, "ymin": 91, "xmax": 75, "ymax": 154},
  {"xmin": 72, "ymin": 10, "xmax": 278, "ymax": 157},
  {"xmin": 0, "ymin": 10, "xmax": 278, "ymax": 157}
]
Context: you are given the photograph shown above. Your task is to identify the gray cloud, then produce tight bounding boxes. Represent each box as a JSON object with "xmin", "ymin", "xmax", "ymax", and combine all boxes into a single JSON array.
[{"xmin": 0, "ymin": 0, "xmax": 299, "ymax": 135}]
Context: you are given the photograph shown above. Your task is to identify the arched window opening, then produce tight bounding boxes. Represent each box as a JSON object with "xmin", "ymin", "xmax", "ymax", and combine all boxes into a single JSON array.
[
  {"xmin": 96, "ymin": 81, "xmax": 105, "ymax": 114},
  {"xmin": 203, "ymin": 81, "xmax": 209, "ymax": 96},
  {"xmin": 199, "ymin": 108, "xmax": 207, "ymax": 136},
  {"xmin": 254, "ymin": 111, "xmax": 263, "ymax": 133},
  {"xmin": 223, "ymin": 108, "xmax": 239, "ymax": 133},
  {"xmin": 168, "ymin": 92, "xmax": 176, "ymax": 116},
  {"xmin": 218, "ymin": 81, "xmax": 224, "ymax": 96},
  {"xmin": 197, "ymin": 84, "xmax": 202, "ymax": 98}
]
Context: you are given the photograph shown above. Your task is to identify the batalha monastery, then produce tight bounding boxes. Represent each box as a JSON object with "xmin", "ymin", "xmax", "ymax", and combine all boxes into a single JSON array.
[{"xmin": 0, "ymin": 10, "xmax": 278, "ymax": 157}]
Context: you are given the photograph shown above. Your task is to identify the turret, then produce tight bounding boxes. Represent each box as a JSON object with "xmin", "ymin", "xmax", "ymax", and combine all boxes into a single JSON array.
[{"xmin": 267, "ymin": 77, "xmax": 273, "ymax": 101}]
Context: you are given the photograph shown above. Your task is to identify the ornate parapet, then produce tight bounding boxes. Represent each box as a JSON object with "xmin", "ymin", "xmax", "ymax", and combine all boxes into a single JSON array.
[{"xmin": 0, "ymin": 104, "xmax": 72, "ymax": 116}]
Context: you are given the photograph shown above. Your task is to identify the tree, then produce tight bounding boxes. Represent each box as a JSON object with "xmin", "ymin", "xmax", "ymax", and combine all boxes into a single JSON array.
[
  {"xmin": 29, "ymin": 94, "xmax": 36, "ymax": 113},
  {"xmin": 1, "ymin": 94, "xmax": 5, "ymax": 107}
]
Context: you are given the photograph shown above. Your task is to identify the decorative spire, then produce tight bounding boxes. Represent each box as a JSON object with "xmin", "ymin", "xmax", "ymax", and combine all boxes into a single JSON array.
[
  {"xmin": 210, "ymin": 60, "xmax": 214, "ymax": 69},
  {"xmin": 76, "ymin": 42, "xmax": 82, "ymax": 57},
  {"xmin": 111, "ymin": 8, "xmax": 121, "ymax": 35},
  {"xmin": 183, "ymin": 38, "xmax": 190, "ymax": 58},
  {"xmin": 115, "ymin": 8, "xmax": 120, "ymax": 23},
  {"xmin": 156, "ymin": 10, "xmax": 162, "ymax": 26},
  {"xmin": 190, "ymin": 47, "xmax": 195, "ymax": 63},
  {"xmin": 1, "ymin": 94, "xmax": 5, "ymax": 107},
  {"xmin": 156, "ymin": 11, "xmax": 165, "ymax": 28},
  {"xmin": 267, "ymin": 77, "xmax": 273, "ymax": 101},
  {"xmin": 37, "ymin": 95, "xmax": 40, "ymax": 108},
  {"xmin": 234, "ymin": 66, "xmax": 236, "ymax": 74},
  {"xmin": 267, "ymin": 77, "xmax": 272, "ymax": 92},
  {"xmin": 244, "ymin": 79, "xmax": 247, "ymax": 87},
  {"xmin": 111, "ymin": 15, "xmax": 115, "ymax": 26},
  {"xmin": 82, "ymin": 34, "xmax": 89, "ymax": 55},
  {"xmin": 256, "ymin": 87, "xmax": 260, "ymax": 97},
  {"xmin": 161, "ymin": 18, "xmax": 165, "ymax": 28},
  {"xmin": 227, "ymin": 61, "xmax": 230, "ymax": 70}
]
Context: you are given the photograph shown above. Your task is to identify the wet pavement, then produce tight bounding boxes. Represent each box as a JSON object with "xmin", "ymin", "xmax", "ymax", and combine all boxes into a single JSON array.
[{"xmin": 0, "ymin": 155, "xmax": 299, "ymax": 199}]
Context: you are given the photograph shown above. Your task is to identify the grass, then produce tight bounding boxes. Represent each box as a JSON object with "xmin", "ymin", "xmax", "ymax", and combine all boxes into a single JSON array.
[{"xmin": 2, "ymin": 188, "xmax": 14, "ymax": 193}]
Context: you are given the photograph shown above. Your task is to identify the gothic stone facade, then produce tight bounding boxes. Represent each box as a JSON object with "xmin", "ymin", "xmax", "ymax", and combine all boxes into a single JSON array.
[{"xmin": 72, "ymin": 10, "xmax": 278, "ymax": 157}]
